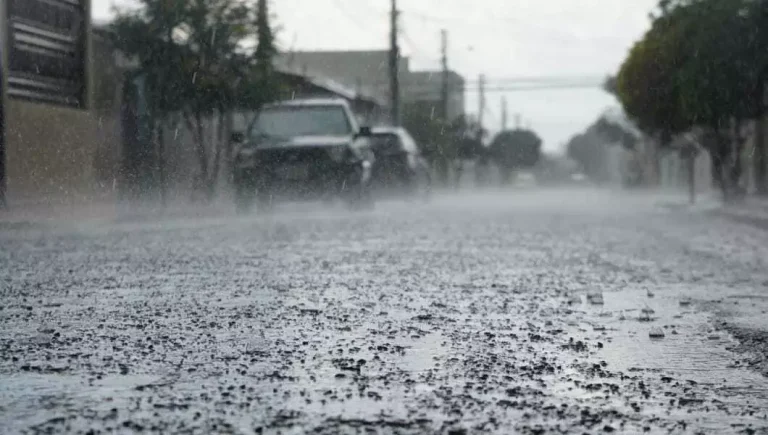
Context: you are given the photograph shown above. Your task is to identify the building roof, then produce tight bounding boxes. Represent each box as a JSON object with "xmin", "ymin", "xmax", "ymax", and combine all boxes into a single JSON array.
[
  {"xmin": 265, "ymin": 97, "xmax": 350, "ymax": 108},
  {"xmin": 274, "ymin": 64, "xmax": 386, "ymax": 107},
  {"xmin": 371, "ymin": 126, "xmax": 405, "ymax": 135}
]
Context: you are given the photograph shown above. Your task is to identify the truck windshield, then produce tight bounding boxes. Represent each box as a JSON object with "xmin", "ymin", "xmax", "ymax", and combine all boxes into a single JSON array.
[{"xmin": 250, "ymin": 105, "xmax": 352, "ymax": 138}]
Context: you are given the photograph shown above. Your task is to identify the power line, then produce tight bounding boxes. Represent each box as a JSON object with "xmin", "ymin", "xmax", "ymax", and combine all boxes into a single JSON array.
[
  {"xmin": 408, "ymin": 82, "xmax": 603, "ymax": 95},
  {"xmin": 400, "ymin": 8, "xmax": 530, "ymax": 28},
  {"xmin": 368, "ymin": 77, "xmax": 606, "ymax": 87},
  {"xmin": 330, "ymin": 0, "xmax": 376, "ymax": 36}
]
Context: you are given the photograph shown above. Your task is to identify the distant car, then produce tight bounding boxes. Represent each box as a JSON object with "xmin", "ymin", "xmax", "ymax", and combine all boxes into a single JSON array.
[
  {"xmin": 369, "ymin": 126, "xmax": 432, "ymax": 200},
  {"xmin": 231, "ymin": 98, "xmax": 375, "ymax": 213}
]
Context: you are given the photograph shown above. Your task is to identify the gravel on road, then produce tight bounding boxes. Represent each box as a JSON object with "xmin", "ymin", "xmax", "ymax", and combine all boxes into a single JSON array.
[{"xmin": 2, "ymin": 190, "xmax": 768, "ymax": 434}]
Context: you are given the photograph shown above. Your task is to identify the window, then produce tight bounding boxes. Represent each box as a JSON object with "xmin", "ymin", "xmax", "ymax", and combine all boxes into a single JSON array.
[
  {"xmin": 6, "ymin": 0, "xmax": 87, "ymax": 108},
  {"xmin": 250, "ymin": 105, "xmax": 352, "ymax": 139}
]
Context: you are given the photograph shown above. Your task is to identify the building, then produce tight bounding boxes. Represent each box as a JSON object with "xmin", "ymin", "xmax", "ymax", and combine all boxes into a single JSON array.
[
  {"xmin": 1, "ymin": 0, "xmax": 124, "ymax": 210},
  {"xmin": 1, "ymin": 8, "xmax": 392, "ymax": 211},
  {"xmin": 275, "ymin": 50, "xmax": 466, "ymax": 123}
]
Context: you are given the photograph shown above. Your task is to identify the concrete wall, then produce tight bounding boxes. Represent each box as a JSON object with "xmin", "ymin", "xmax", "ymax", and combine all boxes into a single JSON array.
[
  {"xmin": 6, "ymin": 100, "xmax": 119, "ymax": 204},
  {"xmin": 3, "ymin": 6, "xmax": 124, "ymax": 209}
]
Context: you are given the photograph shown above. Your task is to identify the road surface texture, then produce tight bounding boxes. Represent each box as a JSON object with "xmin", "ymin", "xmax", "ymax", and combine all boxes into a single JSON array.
[{"xmin": 2, "ymin": 189, "xmax": 768, "ymax": 434}]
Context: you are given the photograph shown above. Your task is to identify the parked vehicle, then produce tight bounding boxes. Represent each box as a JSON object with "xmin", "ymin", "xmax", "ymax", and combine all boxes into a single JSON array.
[
  {"xmin": 231, "ymin": 98, "xmax": 375, "ymax": 213},
  {"xmin": 369, "ymin": 126, "xmax": 432, "ymax": 200}
]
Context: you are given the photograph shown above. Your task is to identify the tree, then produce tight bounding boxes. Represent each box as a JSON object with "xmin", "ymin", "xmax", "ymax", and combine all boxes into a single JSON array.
[
  {"xmin": 451, "ymin": 115, "xmax": 485, "ymax": 160},
  {"xmin": 234, "ymin": 0, "xmax": 281, "ymax": 113},
  {"xmin": 402, "ymin": 104, "xmax": 454, "ymax": 186},
  {"xmin": 174, "ymin": 0, "xmax": 253, "ymax": 200},
  {"xmin": 615, "ymin": 8, "xmax": 690, "ymax": 145},
  {"xmin": 112, "ymin": 0, "xmax": 281, "ymax": 201},
  {"xmin": 746, "ymin": 0, "xmax": 768, "ymax": 194},
  {"xmin": 616, "ymin": 0, "xmax": 768, "ymax": 197},
  {"xmin": 110, "ymin": 0, "xmax": 191, "ymax": 201},
  {"xmin": 664, "ymin": 0, "xmax": 766, "ymax": 196},
  {"xmin": 488, "ymin": 129, "xmax": 542, "ymax": 184},
  {"xmin": 566, "ymin": 133, "xmax": 605, "ymax": 182}
]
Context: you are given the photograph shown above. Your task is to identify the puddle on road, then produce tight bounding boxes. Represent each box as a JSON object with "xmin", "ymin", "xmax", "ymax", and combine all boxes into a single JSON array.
[
  {"xmin": 0, "ymin": 372, "xmax": 166, "ymax": 432},
  {"xmin": 575, "ymin": 287, "xmax": 768, "ymax": 422}
]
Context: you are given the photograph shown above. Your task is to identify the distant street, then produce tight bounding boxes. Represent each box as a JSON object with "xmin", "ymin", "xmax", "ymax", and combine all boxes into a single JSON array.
[{"xmin": 2, "ymin": 189, "xmax": 768, "ymax": 434}]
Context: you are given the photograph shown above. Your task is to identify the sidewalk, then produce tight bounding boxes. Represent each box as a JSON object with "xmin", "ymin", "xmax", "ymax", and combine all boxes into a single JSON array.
[
  {"xmin": 0, "ymin": 195, "xmax": 237, "ymax": 228},
  {"xmin": 649, "ymin": 190, "xmax": 768, "ymax": 228}
]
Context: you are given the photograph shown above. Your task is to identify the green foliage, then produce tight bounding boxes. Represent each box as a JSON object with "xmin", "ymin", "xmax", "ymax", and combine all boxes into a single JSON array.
[
  {"xmin": 616, "ymin": 0, "xmax": 768, "ymax": 136},
  {"xmin": 402, "ymin": 106, "xmax": 486, "ymax": 186},
  {"xmin": 615, "ymin": 0, "xmax": 768, "ymax": 194},
  {"xmin": 402, "ymin": 107, "xmax": 483, "ymax": 161},
  {"xmin": 488, "ymin": 129, "xmax": 542, "ymax": 170},
  {"xmin": 110, "ymin": 0, "xmax": 281, "ymax": 195},
  {"xmin": 111, "ymin": 0, "xmax": 280, "ymax": 116},
  {"xmin": 237, "ymin": 0, "xmax": 281, "ymax": 110},
  {"xmin": 594, "ymin": 117, "xmax": 638, "ymax": 150},
  {"xmin": 402, "ymin": 104, "xmax": 450, "ymax": 160},
  {"xmin": 615, "ymin": 6, "xmax": 690, "ymax": 142},
  {"xmin": 566, "ymin": 133, "xmax": 605, "ymax": 181}
]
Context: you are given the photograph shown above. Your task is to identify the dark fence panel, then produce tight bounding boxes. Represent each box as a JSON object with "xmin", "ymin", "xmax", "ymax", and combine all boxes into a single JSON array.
[{"xmin": 6, "ymin": 0, "xmax": 87, "ymax": 108}]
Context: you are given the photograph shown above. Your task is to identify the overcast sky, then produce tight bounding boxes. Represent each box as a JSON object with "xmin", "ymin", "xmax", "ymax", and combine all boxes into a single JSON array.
[{"xmin": 92, "ymin": 0, "xmax": 658, "ymax": 152}]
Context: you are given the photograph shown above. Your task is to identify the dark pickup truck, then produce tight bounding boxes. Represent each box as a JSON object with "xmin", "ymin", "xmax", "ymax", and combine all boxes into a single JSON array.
[{"xmin": 231, "ymin": 98, "xmax": 376, "ymax": 213}]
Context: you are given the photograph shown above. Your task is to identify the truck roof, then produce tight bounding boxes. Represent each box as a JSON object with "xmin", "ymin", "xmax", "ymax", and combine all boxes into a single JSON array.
[
  {"xmin": 371, "ymin": 126, "xmax": 407, "ymax": 136},
  {"xmin": 264, "ymin": 98, "xmax": 350, "ymax": 108}
]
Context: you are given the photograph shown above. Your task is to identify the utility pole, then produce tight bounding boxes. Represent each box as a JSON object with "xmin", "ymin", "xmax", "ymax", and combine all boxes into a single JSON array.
[
  {"xmin": 389, "ymin": 0, "xmax": 400, "ymax": 126},
  {"xmin": 0, "ymin": 9, "xmax": 6, "ymax": 210},
  {"xmin": 478, "ymin": 74, "xmax": 485, "ymax": 140},
  {"xmin": 501, "ymin": 96, "xmax": 508, "ymax": 131},
  {"xmin": 515, "ymin": 113, "xmax": 521, "ymax": 130},
  {"xmin": 440, "ymin": 29, "xmax": 449, "ymax": 121},
  {"xmin": 755, "ymin": 84, "xmax": 767, "ymax": 195}
]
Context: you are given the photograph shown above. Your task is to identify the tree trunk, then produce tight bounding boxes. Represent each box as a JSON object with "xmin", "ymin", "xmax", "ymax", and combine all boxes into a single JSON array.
[
  {"xmin": 224, "ymin": 111, "xmax": 236, "ymax": 190},
  {"xmin": 755, "ymin": 110, "xmax": 767, "ymax": 195},
  {"xmin": 710, "ymin": 125, "xmax": 729, "ymax": 201},
  {"xmin": 207, "ymin": 110, "xmax": 227, "ymax": 201},
  {"xmin": 184, "ymin": 112, "xmax": 208, "ymax": 202},
  {"xmin": 454, "ymin": 160, "xmax": 463, "ymax": 190},
  {"xmin": 730, "ymin": 119, "xmax": 745, "ymax": 197},
  {"xmin": 157, "ymin": 120, "xmax": 167, "ymax": 207},
  {"xmin": 434, "ymin": 157, "xmax": 449, "ymax": 187},
  {"xmin": 687, "ymin": 150, "xmax": 695, "ymax": 204}
]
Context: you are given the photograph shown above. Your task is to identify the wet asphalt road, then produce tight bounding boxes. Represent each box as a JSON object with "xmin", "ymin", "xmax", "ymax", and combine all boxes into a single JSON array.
[{"xmin": 3, "ymin": 189, "xmax": 768, "ymax": 434}]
